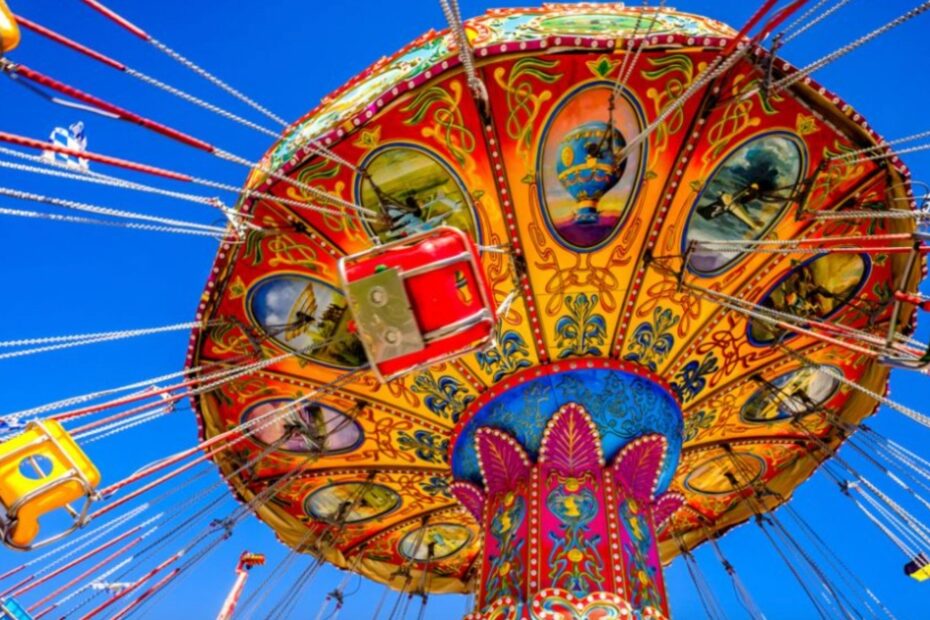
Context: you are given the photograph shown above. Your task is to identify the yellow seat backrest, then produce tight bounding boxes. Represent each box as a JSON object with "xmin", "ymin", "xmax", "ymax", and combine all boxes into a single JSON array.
[
  {"xmin": 909, "ymin": 562, "xmax": 930, "ymax": 582},
  {"xmin": 0, "ymin": 420, "xmax": 100, "ymax": 547},
  {"xmin": 0, "ymin": 0, "xmax": 20, "ymax": 54}
]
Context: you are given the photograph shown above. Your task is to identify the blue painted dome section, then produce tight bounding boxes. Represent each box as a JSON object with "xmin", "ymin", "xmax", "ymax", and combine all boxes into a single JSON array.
[{"xmin": 451, "ymin": 368, "xmax": 683, "ymax": 494}]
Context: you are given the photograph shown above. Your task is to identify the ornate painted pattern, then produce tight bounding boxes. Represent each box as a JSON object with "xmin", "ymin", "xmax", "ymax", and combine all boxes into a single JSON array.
[
  {"xmin": 459, "ymin": 402, "xmax": 678, "ymax": 616},
  {"xmin": 190, "ymin": 2, "xmax": 920, "ymax": 598}
]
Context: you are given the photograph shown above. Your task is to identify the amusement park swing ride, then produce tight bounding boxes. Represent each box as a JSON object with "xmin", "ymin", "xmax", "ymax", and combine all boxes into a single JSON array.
[{"xmin": 4, "ymin": 0, "xmax": 930, "ymax": 617}]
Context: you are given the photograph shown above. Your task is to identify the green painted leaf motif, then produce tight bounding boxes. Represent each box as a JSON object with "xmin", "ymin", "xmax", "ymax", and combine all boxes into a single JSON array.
[
  {"xmin": 644, "ymin": 54, "xmax": 694, "ymax": 81},
  {"xmin": 244, "ymin": 229, "xmax": 265, "ymax": 266}
]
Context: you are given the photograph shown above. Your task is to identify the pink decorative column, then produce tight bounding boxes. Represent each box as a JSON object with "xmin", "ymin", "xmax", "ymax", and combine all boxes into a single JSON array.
[{"xmin": 453, "ymin": 403, "xmax": 683, "ymax": 619}]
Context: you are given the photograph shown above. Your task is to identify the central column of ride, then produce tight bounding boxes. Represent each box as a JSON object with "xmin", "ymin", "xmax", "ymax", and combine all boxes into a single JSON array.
[{"xmin": 450, "ymin": 362, "xmax": 684, "ymax": 620}]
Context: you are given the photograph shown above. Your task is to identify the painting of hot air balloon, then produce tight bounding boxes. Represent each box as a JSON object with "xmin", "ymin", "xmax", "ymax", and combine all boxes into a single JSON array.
[{"xmin": 537, "ymin": 82, "xmax": 646, "ymax": 251}]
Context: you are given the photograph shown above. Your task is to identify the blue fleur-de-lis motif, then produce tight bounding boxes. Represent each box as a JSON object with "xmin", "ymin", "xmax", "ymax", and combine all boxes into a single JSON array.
[
  {"xmin": 670, "ymin": 353, "xmax": 719, "ymax": 403},
  {"xmin": 420, "ymin": 475, "xmax": 453, "ymax": 498},
  {"xmin": 410, "ymin": 372, "xmax": 475, "ymax": 422},
  {"xmin": 555, "ymin": 293, "xmax": 607, "ymax": 359},
  {"xmin": 476, "ymin": 328, "xmax": 532, "ymax": 382},
  {"xmin": 625, "ymin": 307, "xmax": 679, "ymax": 372},
  {"xmin": 397, "ymin": 429, "xmax": 449, "ymax": 464},
  {"xmin": 683, "ymin": 409, "xmax": 716, "ymax": 441}
]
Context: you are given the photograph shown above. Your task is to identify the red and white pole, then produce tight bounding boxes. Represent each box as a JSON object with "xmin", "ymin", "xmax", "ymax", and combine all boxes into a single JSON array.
[{"xmin": 216, "ymin": 552, "xmax": 265, "ymax": 620}]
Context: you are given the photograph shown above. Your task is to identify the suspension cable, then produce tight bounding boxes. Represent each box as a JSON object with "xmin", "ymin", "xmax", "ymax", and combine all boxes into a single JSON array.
[
  {"xmin": 617, "ymin": 0, "xmax": 809, "ymax": 162},
  {"xmin": 59, "ymin": 434, "xmax": 301, "ymax": 617},
  {"xmin": 782, "ymin": 504, "xmax": 896, "ymax": 620},
  {"xmin": 0, "ymin": 354, "xmax": 252, "ymax": 426},
  {"xmin": 724, "ymin": 448, "xmax": 863, "ymax": 619},
  {"xmin": 0, "ymin": 61, "xmax": 375, "ymax": 219},
  {"xmin": 235, "ymin": 530, "xmax": 318, "ymax": 620},
  {"xmin": 701, "ymin": 527, "xmax": 766, "ymax": 620},
  {"xmin": 835, "ymin": 128, "xmax": 930, "ymax": 160},
  {"xmin": 795, "ymin": 429, "xmax": 930, "ymax": 571},
  {"xmin": 722, "ymin": 464, "xmax": 834, "ymax": 618},
  {"xmin": 89, "ymin": 368, "xmax": 361, "ymax": 521},
  {"xmin": 24, "ymin": 520, "xmax": 163, "ymax": 614},
  {"xmin": 782, "ymin": 0, "xmax": 854, "ymax": 43},
  {"xmin": 80, "ymin": 0, "xmax": 288, "ymax": 127},
  {"xmin": 0, "ymin": 150, "xmax": 226, "ymax": 209},
  {"xmin": 9, "ymin": 518, "xmax": 157, "ymax": 600},
  {"xmin": 791, "ymin": 351, "xmax": 930, "ymax": 429},
  {"xmin": 771, "ymin": 1, "xmax": 930, "ymax": 93},
  {"xmin": 0, "ymin": 132, "xmax": 375, "ymax": 222},
  {"xmin": 756, "ymin": 512, "xmax": 832, "ymax": 619},
  {"xmin": 0, "ymin": 504, "xmax": 146, "ymax": 591},
  {"xmin": 0, "ymin": 205, "xmax": 226, "ymax": 239},
  {"xmin": 675, "ymin": 533, "xmax": 728, "ymax": 620},
  {"xmin": 0, "ymin": 320, "xmax": 212, "ymax": 358},
  {"xmin": 14, "ymin": 14, "xmax": 280, "ymax": 139},
  {"xmin": 254, "ymin": 476, "xmax": 378, "ymax": 620},
  {"xmin": 0, "ymin": 186, "xmax": 229, "ymax": 235},
  {"xmin": 613, "ymin": 2, "xmax": 667, "ymax": 101},
  {"xmin": 437, "ymin": 0, "xmax": 487, "ymax": 111},
  {"xmin": 674, "ymin": 271, "xmax": 928, "ymax": 364},
  {"xmin": 129, "ymin": 450, "xmax": 336, "ymax": 620}
]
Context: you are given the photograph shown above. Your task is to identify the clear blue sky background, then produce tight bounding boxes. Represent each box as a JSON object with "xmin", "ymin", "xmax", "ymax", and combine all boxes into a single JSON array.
[{"xmin": 2, "ymin": 1, "xmax": 930, "ymax": 618}]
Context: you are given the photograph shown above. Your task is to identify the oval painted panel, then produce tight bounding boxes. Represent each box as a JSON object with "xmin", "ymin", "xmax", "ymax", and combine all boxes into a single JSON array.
[
  {"xmin": 685, "ymin": 132, "xmax": 806, "ymax": 276},
  {"xmin": 304, "ymin": 482, "xmax": 401, "ymax": 523},
  {"xmin": 242, "ymin": 399, "xmax": 363, "ymax": 454},
  {"xmin": 356, "ymin": 144, "xmax": 479, "ymax": 244},
  {"xmin": 536, "ymin": 81, "xmax": 646, "ymax": 252},
  {"xmin": 532, "ymin": 13, "xmax": 666, "ymax": 35},
  {"xmin": 399, "ymin": 523, "xmax": 473, "ymax": 561},
  {"xmin": 740, "ymin": 366, "xmax": 841, "ymax": 424},
  {"xmin": 246, "ymin": 274, "xmax": 365, "ymax": 368},
  {"xmin": 748, "ymin": 253, "xmax": 870, "ymax": 345},
  {"xmin": 684, "ymin": 452, "xmax": 766, "ymax": 496}
]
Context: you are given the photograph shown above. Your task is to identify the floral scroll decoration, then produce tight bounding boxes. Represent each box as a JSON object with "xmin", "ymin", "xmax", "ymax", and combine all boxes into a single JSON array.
[
  {"xmin": 634, "ymin": 274, "xmax": 705, "ymax": 338},
  {"xmin": 624, "ymin": 307, "xmax": 680, "ymax": 372},
  {"xmin": 396, "ymin": 429, "xmax": 450, "ymax": 464},
  {"xmin": 285, "ymin": 158, "xmax": 367, "ymax": 243},
  {"xmin": 242, "ymin": 227, "xmax": 327, "ymax": 274},
  {"xmin": 555, "ymin": 293, "xmax": 607, "ymax": 359},
  {"xmin": 493, "ymin": 57, "xmax": 563, "ymax": 164},
  {"xmin": 525, "ymin": 176, "xmax": 639, "ymax": 315},
  {"xmin": 691, "ymin": 314, "xmax": 780, "ymax": 390},
  {"xmin": 682, "ymin": 409, "xmax": 716, "ymax": 442},
  {"xmin": 485, "ymin": 494, "xmax": 528, "ymax": 605},
  {"xmin": 205, "ymin": 320, "xmax": 269, "ymax": 362},
  {"xmin": 214, "ymin": 376, "xmax": 276, "ymax": 408},
  {"xmin": 359, "ymin": 375, "xmax": 422, "ymax": 409},
  {"xmin": 701, "ymin": 71, "xmax": 786, "ymax": 173},
  {"xmin": 619, "ymin": 498, "xmax": 663, "ymax": 610},
  {"xmin": 402, "ymin": 80, "xmax": 477, "ymax": 168},
  {"xmin": 643, "ymin": 54, "xmax": 703, "ymax": 167},
  {"xmin": 410, "ymin": 371, "xmax": 476, "ymax": 423},
  {"xmin": 546, "ymin": 484, "xmax": 607, "ymax": 593},
  {"xmin": 477, "ymin": 327, "xmax": 532, "ymax": 382},
  {"xmin": 550, "ymin": 373, "xmax": 679, "ymax": 445},
  {"xmin": 806, "ymin": 140, "xmax": 870, "ymax": 215}
]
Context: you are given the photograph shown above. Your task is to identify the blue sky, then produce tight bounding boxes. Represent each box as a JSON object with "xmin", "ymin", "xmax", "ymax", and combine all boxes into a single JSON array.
[{"xmin": 2, "ymin": 1, "xmax": 930, "ymax": 618}]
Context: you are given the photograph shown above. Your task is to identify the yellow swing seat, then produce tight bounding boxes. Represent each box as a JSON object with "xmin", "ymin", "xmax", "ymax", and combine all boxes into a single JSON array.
[
  {"xmin": 0, "ymin": 419, "xmax": 100, "ymax": 550},
  {"xmin": 0, "ymin": 0, "xmax": 20, "ymax": 54}
]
